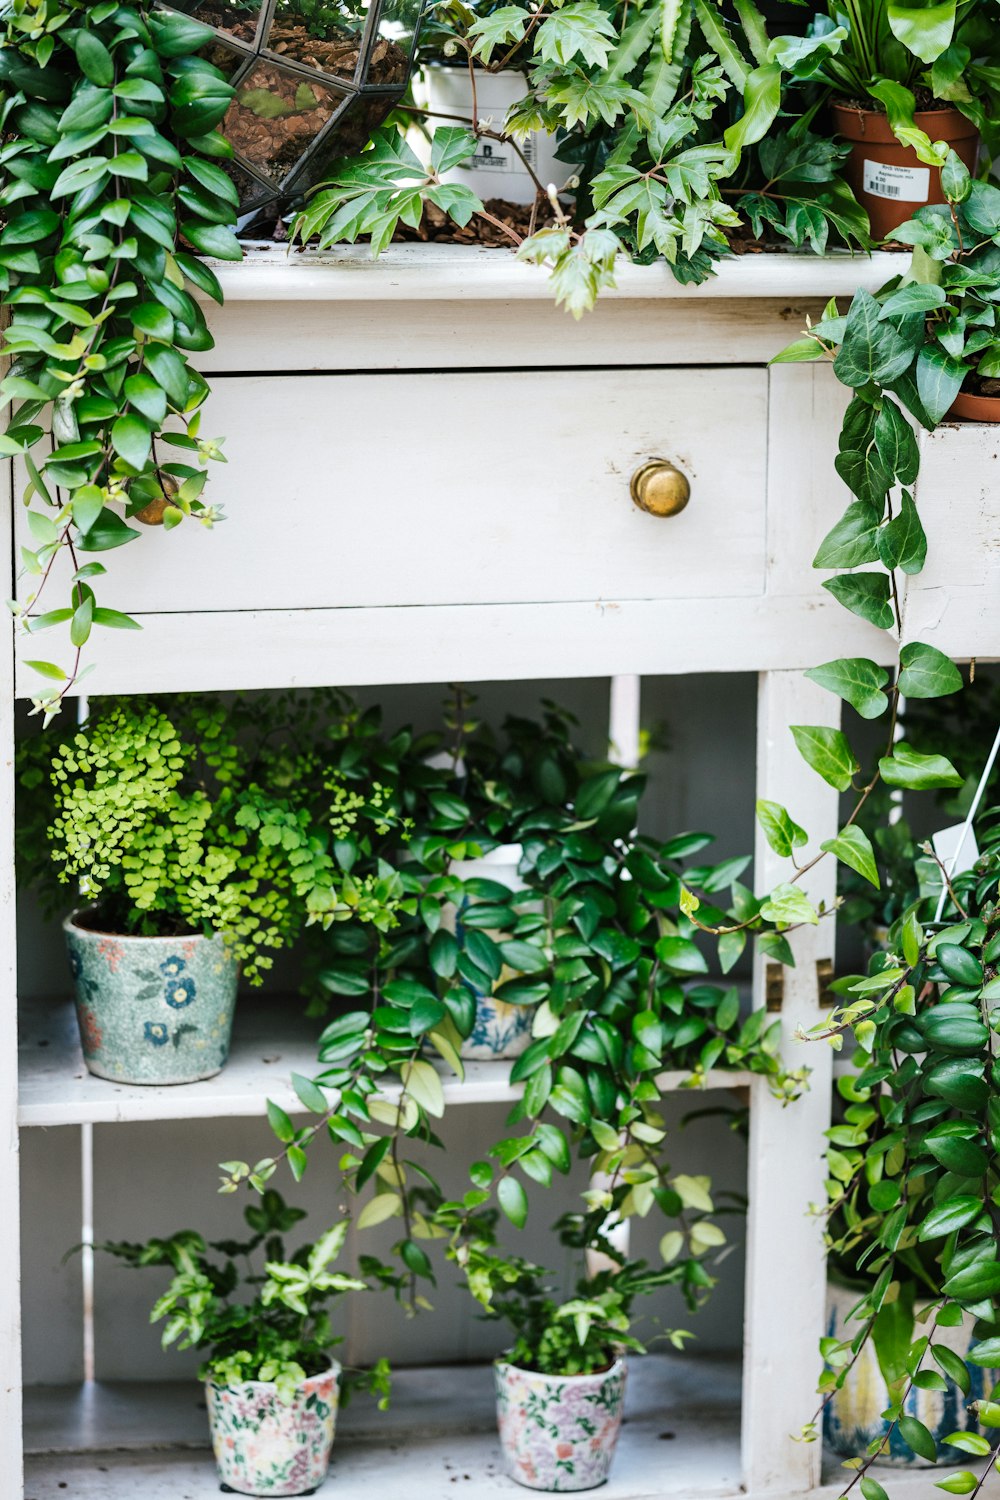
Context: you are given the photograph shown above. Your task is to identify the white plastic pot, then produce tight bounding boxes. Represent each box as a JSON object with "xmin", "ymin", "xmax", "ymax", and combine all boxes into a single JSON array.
[{"xmin": 416, "ymin": 66, "xmax": 572, "ymax": 204}]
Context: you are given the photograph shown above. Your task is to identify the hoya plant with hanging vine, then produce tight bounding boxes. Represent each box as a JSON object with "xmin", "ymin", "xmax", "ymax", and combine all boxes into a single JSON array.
[{"xmin": 0, "ymin": 0, "xmax": 242, "ymax": 720}]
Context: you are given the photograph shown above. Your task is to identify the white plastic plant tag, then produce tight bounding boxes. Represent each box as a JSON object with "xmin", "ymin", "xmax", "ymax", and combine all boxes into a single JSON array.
[
  {"xmin": 932, "ymin": 823, "xmax": 979, "ymax": 878},
  {"xmin": 863, "ymin": 160, "xmax": 931, "ymax": 202}
]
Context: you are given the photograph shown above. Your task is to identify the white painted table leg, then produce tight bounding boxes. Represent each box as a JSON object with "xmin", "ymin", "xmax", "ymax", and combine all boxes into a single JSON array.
[
  {"xmin": 741, "ymin": 670, "xmax": 840, "ymax": 1494},
  {"xmin": 1, "ymin": 458, "xmax": 23, "ymax": 1497}
]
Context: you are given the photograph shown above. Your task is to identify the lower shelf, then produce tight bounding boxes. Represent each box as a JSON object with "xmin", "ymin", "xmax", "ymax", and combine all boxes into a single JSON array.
[{"xmin": 24, "ymin": 1355, "xmax": 743, "ymax": 1499}]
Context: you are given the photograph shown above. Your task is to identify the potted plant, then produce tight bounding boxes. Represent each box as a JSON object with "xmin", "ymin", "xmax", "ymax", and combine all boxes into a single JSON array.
[
  {"xmin": 777, "ymin": 162, "xmax": 1000, "ymax": 427},
  {"xmin": 96, "ymin": 1190, "xmax": 388, "ymax": 1497},
  {"xmin": 800, "ymin": 811, "xmax": 1000, "ymax": 1486},
  {"xmin": 455, "ymin": 1224, "xmax": 689, "ymax": 1492},
  {"xmin": 16, "ymin": 694, "xmax": 404, "ymax": 1085},
  {"xmin": 766, "ymin": 0, "xmax": 998, "ymax": 237}
]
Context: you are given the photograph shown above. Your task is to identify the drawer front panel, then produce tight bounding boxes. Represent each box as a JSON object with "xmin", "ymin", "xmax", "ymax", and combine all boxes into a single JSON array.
[{"xmin": 16, "ymin": 367, "xmax": 768, "ymax": 614}]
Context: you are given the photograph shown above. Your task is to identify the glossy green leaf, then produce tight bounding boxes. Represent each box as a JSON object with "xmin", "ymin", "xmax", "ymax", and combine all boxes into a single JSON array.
[
  {"xmin": 804, "ymin": 658, "xmax": 889, "ymax": 719},
  {"xmin": 790, "ymin": 725, "xmax": 859, "ymax": 791}
]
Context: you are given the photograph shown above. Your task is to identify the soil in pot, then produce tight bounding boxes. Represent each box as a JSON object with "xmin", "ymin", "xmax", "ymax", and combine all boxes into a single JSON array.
[
  {"xmin": 65, "ymin": 913, "xmax": 238, "ymax": 1086},
  {"xmin": 206, "ymin": 1360, "xmax": 340, "ymax": 1496},
  {"xmin": 949, "ymin": 376, "xmax": 1000, "ymax": 423},
  {"xmin": 831, "ymin": 100, "xmax": 979, "ymax": 240},
  {"xmin": 495, "ymin": 1359, "xmax": 627, "ymax": 1491}
]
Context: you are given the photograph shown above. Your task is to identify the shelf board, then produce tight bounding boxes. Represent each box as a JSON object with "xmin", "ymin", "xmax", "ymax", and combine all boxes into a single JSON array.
[
  {"xmin": 18, "ymin": 996, "xmax": 753, "ymax": 1128},
  {"xmin": 23, "ymin": 1354, "xmax": 743, "ymax": 1499},
  {"xmin": 216, "ymin": 242, "xmax": 907, "ymax": 304}
]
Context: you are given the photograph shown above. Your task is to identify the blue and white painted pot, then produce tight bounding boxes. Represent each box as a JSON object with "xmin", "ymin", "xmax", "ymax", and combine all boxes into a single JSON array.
[
  {"xmin": 64, "ymin": 913, "xmax": 238, "ymax": 1085},
  {"xmin": 449, "ymin": 845, "xmax": 536, "ymax": 1061},
  {"xmin": 206, "ymin": 1360, "xmax": 340, "ymax": 1497},
  {"xmin": 824, "ymin": 1279, "xmax": 999, "ymax": 1465},
  {"xmin": 495, "ymin": 1358, "xmax": 627, "ymax": 1491}
]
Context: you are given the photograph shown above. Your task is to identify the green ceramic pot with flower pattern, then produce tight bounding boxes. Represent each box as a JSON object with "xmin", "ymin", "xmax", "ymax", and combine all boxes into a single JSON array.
[{"xmin": 64, "ymin": 912, "xmax": 238, "ymax": 1085}]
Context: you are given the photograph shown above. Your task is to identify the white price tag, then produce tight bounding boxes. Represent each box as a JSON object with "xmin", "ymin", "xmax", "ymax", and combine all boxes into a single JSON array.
[{"xmin": 863, "ymin": 159, "xmax": 931, "ymax": 203}]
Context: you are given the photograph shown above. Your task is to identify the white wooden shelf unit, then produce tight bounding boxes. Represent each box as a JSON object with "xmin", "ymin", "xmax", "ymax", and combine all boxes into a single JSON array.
[{"xmin": 4, "ymin": 245, "xmax": 999, "ymax": 1500}]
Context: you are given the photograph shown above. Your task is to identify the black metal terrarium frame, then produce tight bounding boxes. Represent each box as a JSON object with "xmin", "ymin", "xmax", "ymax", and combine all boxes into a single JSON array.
[{"xmin": 161, "ymin": 0, "xmax": 424, "ymax": 223}]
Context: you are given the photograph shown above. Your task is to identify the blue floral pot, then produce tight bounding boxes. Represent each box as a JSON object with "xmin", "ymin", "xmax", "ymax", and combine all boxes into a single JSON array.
[
  {"xmin": 449, "ymin": 846, "xmax": 538, "ymax": 1061},
  {"xmin": 64, "ymin": 913, "xmax": 238, "ymax": 1085},
  {"xmin": 824, "ymin": 1278, "xmax": 1000, "ymax": 1465}
]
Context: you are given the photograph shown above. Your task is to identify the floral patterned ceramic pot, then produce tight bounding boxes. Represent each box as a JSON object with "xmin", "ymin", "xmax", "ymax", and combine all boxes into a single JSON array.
[
  {"xmin": 64, "ymin": 913, "xmax": 238, "ymax": 1085},
  {"xmin": 448, "ymin": 845, "xmax": 537, "ymax": 1062},
  {"xmin": 824, "ymin": 1279, "xmax": 999, "ymax": 1465},
  {"xmin": 495, "ymin": 1358, "xmax": 627, "ymax": 1491},
  {"xmin": 205, "ymin": 1361, "xmax": 340, "ymax": 1497}
]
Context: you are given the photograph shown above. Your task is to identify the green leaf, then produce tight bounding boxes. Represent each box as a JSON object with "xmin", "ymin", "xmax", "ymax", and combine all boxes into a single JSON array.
[
  {"xmin": 879, "ymin": 742, "xmax": 964, "ymax": 790},
  {"xmin": 967, "ymin": 1337, "xmax": 1000, "ymax": 1367},
  {"xmin": 759, "ymin": 882, "xmax": 818, "ymax": 926},
  {"xmin": 878, "ymin": 492, "xmax": 927, "ymax": 575},
  {"xmin": 356, "ymin": 1192, "xmax": 401, "ymax": 1230},
  {"xmin": 942, "ymin": 1261, "xmax": 1000, "ymax": 1301},
  {"xmin": 124, "ymin": 373, "xmax": 168, "ymax": 424},
  {"xmin": 918, "ymin": 1196, "xmax": 983, "ymax": 1240},
  {"xmin": 822, "ymin": 572, "xmax": 895, "ymax": 630},
  {"xmin": 179, "ymin": 221, "xmax": 242, "ymax": 261},
  {"xmin": 804, "ymin": 658, "xmax": 889, "ymax": 719},
  {"xmin": 291, "ymin": 1072, "xmax": 328, "ymax": 1113},
  {"xmin": 77, "ymin": 510, "xmax": 140, "ymax": 552},
  {"xmin": 74, "ymin": 31, "xmax": 115, "ymax": 87},
  {"xmin": 860, "ymin": 1480, "xmax": 891, "ymax": 1500},
  {"xmin": 897, "ymin": 643, "xmax": 963, "ymax": 699},
  {"xmin": 92, "ymin": 608, "xmax": 141, "ymax": 631},
  {"xmin": 70, "ymin": 595, "xmax": 93, "ymax": 648},
  {"xmin": 400, "ymin": 1058, "xmax": 445, "ymax": 1119},
  {"xmin": 887, "ymin": 0, "xmax": 956, "ymax": 63},
  {"xmin": 934, "ymin": 1473, "xmax": 979, "ymax": 1495},
  {"xmin": 813, "ymin": 502, "xmax": 881, "ymax": 569},
  {"xmin": 654, "ymin": 934, "xmax": 709, "ymax": 974},
  {"xmin": 917, "ymin": 343, "xmax": 966, "ymax": 424},
  {"xmin": 898, "ymin": 1414, "xmax": 939, "ymax": 1463},
  {"xmin": 755, "ymin": 799, "xmax": 808, "ymax": 857},
  {"xmin": 944, "ymin": 1433, "xmax": 992, "ymax": 1456},
  {"xmin": 834, "ymin": 289, "xmax": 916, "ymax": 389},
  {"xmin": 266, "ymin": 1100, "xmax": 295, "ymax": 1144},
  {"xmin": 23, "ymin": 659, "xmax": 67, "ymax": 681},
  {"xmin": 430, "ymin": 126, "xmax": 478, "ymax": 174},
  {"xmin": 790, "ymin": 725, "xmax": 859, "ymax": 791},
  {"xmin": 498, "ymin": 1174, "xmax": 528, "ymax": 1229},
  {"xmin": 723, "ymin": 63, "xmax": 782, "ymax": 158},
  {"xmin": 821, "ymin": 825, "xmax": 880, "ymax": 888},
  {"xmin": 110, "ymin": 414, "xmax": 151, "ymax": 472}
]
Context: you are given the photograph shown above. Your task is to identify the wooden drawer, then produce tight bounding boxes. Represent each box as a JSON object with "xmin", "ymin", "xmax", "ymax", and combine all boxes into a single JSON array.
[{"xmin": 16, "ymin": 367, "xmax": 768, "ymax": 616}]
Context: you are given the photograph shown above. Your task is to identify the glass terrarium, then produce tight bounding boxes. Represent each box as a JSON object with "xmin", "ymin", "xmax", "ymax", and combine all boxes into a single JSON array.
[{"xmin": 162, "ymin": 0, "xmax": 424, "ymax": 223}]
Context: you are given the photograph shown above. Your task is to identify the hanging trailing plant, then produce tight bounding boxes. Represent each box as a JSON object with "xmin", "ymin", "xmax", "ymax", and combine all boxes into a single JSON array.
[{"xmin": 0, "ymin": 0, "xmax": 243, "ymax": 719}]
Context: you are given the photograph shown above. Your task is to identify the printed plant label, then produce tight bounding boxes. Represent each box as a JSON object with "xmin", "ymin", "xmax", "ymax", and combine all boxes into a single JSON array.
[
  {"xmin": 466, "ymin": 137, "xmax": 536, "ymax": 174},
  {"xmin": 863, "ymin": 159, "xmax": 931, "ymax": 202}
]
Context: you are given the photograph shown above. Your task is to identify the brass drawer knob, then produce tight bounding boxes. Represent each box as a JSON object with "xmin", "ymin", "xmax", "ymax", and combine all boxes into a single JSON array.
[{"xmin": 630, "ymin": 459, "xmax": 691, "ymax": 517}]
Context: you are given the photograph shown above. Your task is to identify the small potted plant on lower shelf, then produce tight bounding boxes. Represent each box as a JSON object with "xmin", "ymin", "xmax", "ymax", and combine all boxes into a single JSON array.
[
  {"xmin": 98, "ymin": 1191, "xmax": 389, "ymax": 1498},
  {"xmin": 457, "ymin": 1225, "xmax": 687, "ymax": 1492}
]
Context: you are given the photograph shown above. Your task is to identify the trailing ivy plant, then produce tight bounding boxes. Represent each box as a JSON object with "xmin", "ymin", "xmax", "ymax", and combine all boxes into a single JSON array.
[
  {"xmin": 220, "ymin": 697, "xmax": 803, "ymax": 1312},
  {"xmin": 800, "ymin": 814, "xmax": 1000, "ymax": 1492},
  {"xmin": 0, "ymin": 0, "xmax": 243, "ymax": 719}
]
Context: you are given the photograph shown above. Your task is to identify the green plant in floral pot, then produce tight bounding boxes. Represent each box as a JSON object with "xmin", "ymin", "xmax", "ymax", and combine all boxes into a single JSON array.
[
  {"xmin": 455, "ymin": 1221, "xmax": 688, "ymax": 1493},
  {"xmin": 17, "ymin": 694, "xmax": 394, "ymax": 1085},
  {"xmin": 98, "ymin": 1191, "xmax": 389, "ymax": 1498},
  {"xmin": 799, "ymin": 814, "xmax": 1000, "ymax": 1486}
]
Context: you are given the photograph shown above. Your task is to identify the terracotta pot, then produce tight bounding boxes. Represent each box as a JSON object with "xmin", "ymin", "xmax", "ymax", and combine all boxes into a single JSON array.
[
  {"xmin": 495, "ymin": 1358, "xmax": 627, "ymax": 1491},
  {"xmin": 831, "ymin": 103, "xmax": 979, "ymax": 240},
  {"xmin": 205, "ymin": 1361, "xmax": 340, "ymax": 1496},
  {"xmin": 824, "ymin": 1280, "xmax": 998, "ymax": 1465},
  {"xmin": 64, "ymin": 912, "xmax": 237, "ymax": 1085},
  {"xmin": 948, "ymin": 388, "xmax": 1000, "ymax": 423}
]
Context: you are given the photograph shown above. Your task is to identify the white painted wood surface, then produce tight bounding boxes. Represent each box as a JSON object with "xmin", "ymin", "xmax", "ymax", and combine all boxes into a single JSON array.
[
  {"xmin": 742, "ymin": 672, "xmax": 840, "ymax": 1494},
  {"xmin": 8, "ymin": 252, "xmax": 1000, "ymax": 1496},
  {"xmin": 1, "ymin": 444, "xmax": 22, "ymax": 1498},
  {"xmin": 18, "ymin": 995, "xmax": 752, "ymax": 1129},
  {"xmin": 211, "ymin": 243, "xmax": 905, "ymax": 302},
  {"xmin": 24, "ymin": 1354, "xmax": 744, "ymax": 1498},
  {"xmin": 15, "ymin": 368, "xmax": 769, "ymax": 618}
]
